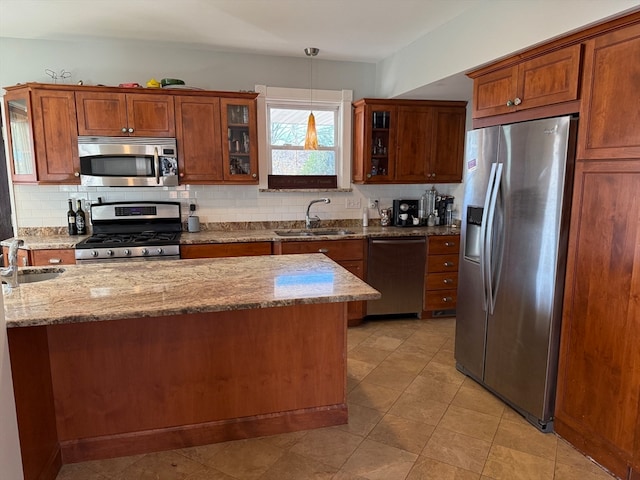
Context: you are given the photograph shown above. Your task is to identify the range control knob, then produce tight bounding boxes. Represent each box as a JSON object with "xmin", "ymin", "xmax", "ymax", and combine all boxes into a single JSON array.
[
  {"xmin": 123, "ymin": 249, "xmax": 131, "ymax": 256},
  {"xmin": 90, "ymin": 250, "xmax": 99, "ymax": 257},
  {"xmin": 141, "ymin": 248, "xmax": 149, "ymax": 255},
  {"xmin": 156, "ymin": 248, "xmax": 164, "ymax": 255},
  {"xmin": 106, "ymin": 250, "xmax": 114, "ymax": 257}
]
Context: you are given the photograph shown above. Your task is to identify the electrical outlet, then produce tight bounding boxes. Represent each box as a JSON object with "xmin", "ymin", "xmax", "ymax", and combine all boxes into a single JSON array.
[
  {"xmin": 368, "ymin": 198, "xmax": 378, "ymax": 209},
  {"xmin": 345, "ymin": 198, "xmax": 361, "ymax": 209}
]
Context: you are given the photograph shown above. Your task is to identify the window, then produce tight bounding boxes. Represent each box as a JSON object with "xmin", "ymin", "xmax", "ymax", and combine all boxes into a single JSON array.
[{"xmin": 256, "ymin": 85, "xmax": 352, "ymax": 190}]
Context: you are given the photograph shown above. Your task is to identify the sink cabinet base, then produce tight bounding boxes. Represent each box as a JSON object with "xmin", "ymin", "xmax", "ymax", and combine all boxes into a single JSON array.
[{"xmin": 8, "ymin": 302, "xmax": 348, "ymax": 478}]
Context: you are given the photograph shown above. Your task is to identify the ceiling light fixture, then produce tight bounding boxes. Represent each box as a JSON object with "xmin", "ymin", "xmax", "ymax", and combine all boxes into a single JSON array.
[{"xmin": 304, "ymin": 47, "xmax": 319, "ymax": 150}]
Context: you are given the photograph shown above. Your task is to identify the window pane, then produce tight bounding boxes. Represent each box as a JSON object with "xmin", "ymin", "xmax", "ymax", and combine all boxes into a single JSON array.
[
  {"xmin": 271, "ymin": 149, "xmax": 336, "ymax": 175},
  {"xmin": 270, "ymin": 108, "xmax": 335, "ymax": 147}
]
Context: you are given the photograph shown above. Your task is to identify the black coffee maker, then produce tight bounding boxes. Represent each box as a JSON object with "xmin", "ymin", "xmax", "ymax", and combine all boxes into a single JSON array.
[{"xmin": 392, "ymin": 199, "xmax": 419, "ymax": 227}]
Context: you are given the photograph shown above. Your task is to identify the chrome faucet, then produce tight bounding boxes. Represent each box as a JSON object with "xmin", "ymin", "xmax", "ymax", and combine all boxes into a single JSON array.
[
  {"xmin": 305, "ymin": 198, "xmax": 331, "ymax": 229},
  {"xmin": 1, "ymin": 238, "xmax": 25, "ymax": 288}
]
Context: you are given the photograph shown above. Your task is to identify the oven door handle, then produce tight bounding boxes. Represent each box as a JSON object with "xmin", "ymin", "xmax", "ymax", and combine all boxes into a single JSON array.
[{"xmin": 154, "ymin": 147, "xmax": 160, "ymax": 185}]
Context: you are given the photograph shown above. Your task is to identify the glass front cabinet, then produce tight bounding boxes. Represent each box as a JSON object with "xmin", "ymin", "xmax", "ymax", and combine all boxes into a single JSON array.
[{"xmin": 220, "ymin": 98, "xmax": 258, "ymax": 183}]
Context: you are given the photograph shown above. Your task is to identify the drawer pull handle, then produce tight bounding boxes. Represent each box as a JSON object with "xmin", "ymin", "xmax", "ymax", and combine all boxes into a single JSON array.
[
  {"xmin": 318, "ymin": 248, "xmax": 329, "ymax": 253},
  {"xmin": 444, "ymin": 261, "xmax": 455, "ymax": 267},
  {"xmin": 443, "ymin": 278, "xmax": 453, "ymax": 284},
  {"xmin": 48, "ymin": 258, "xmax": 62, "ymax": 264},
  {"xmin": 442, "ymin": 296, "xmax": 453, "ymax": 302},
  {"xmin": 444, "ymin": 242, "xmax": 455, "ymax": 247}
]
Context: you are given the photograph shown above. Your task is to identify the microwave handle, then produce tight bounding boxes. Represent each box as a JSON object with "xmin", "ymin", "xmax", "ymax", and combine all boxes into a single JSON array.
[{"xmin": 154, "ymin": 147, "xmax": 160, "ymax": 185}]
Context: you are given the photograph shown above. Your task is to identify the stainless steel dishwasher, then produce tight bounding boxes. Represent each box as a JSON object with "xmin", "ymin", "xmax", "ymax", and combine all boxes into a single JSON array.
[{"xmin": 367, "ymin": 237, "xmax": 426, "ymax": 317}]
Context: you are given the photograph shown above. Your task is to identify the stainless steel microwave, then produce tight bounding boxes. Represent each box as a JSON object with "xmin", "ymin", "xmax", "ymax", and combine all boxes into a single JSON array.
[{"xmin": 78, "ymin": 136, "xmax": 179, "ymax": 187}]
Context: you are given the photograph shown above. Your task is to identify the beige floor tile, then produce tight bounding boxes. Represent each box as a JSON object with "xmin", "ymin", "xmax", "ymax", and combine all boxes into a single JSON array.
[
  {"xmin": 388, "ymin": 391, "xmax": 450, "ymax": 426},
  {"xmin": 259, "ymin": 429, "xmax": 310, "ymax": 450},
  {"xmin": 429, "ymin": 348, "xmax": 457, "ymax": 366},
  {"xmin": 179, "ymin": 442, "xmax": 228, "ymax": 467},
  {"xmin": 554, "ymin": 461, "xmax": 615, "ymax": 480},
  {"xmin": 362, "ymin": 362, "xmax": 418, "ymax": 391},
  {"xmin": 402, "ymin": 331, "xmax": 449, "ymax": 351},
  {"xmin": 451, "ymin": 381, "xmax": 506, "ymax": 418},
  {"xmin": 347, "ymin": 329, "xmax": 374, "ymax": 350},
  {"xmin": 380, "ymin": 350, "xmax": 431, "ymax": 374},
  {"xmin": 260, "ymin": 451, "xmax": 338, "ymax": 479},
  {"xmin": 183, "ymin": 468, "xmax": 238, "ymax": 479},
  {"xmin": 555, "ymin": 439, "xmax": 614, "ymax": 477},
  {"xmin": 332, "ymin": 470, "xmax": 370, "ymax": 479},
  {"xmin": 367, "ymin": 413, "xmax": 435, "ymax": 454},
  {"xmin": 347, "ymin": 345, "xmax": 391, "ymax": 366},
  {"xmin": 404, "ymin": 375, "xmax": 461, "ymax": 404},
  {"xmin": 422, "ymin": 426, "xmax": 492, "ymax": 474},
  {"xmin": 359, "ymin": 334, "xmax": 405, "ymax": 351},
  {"xmin": 204, "ymin": 438, "xmax": 285, "ymax": 479},
  {"xmin": 500, "ymin": 405, "xmax": 530, "ymax": 425},
  {"xmin": 57, "ymin": 463, "xmax": 110, "ymax": 480},
  {"xmin": 289, "ymin": 426, "xmax": 364, "ymax": 469},
  {"xmin": 115, "ymin": 450, "xmax": 207, "ymax": 480},
  {"xmin": 419, "ymin": 360, "xmax": 466, "ymax": 386},
  {"xmin": 348, "ymin": 380, "xmax": 403, "ymax": 412},
  {"xmin": 493, "ymin": 418, "xmax": 557, "ymax": 460},
  {"xmin": 82, "ymin": 453, "xmax": 145, "ymax": 477},
  {"xmin": 348, "ymin": 357, "xmax": 378, "ymax": 382},
  {"xmin": 406, "ymin": 457, "xmax": 481, "ymax": 480},
  {"xmin": 438, "ymin": 405, "xmax": 501, "ymax": 442},
  {"xmin": 338, "ymin": 402, "xmax": 384, "ymax": 437},
  {"xmin": 482, "ymin": 444, "xmax": 554, "ymax": 480},
  {"xmin": 341, "ymin": 439, "xmax": 418, "ymax": 480}
]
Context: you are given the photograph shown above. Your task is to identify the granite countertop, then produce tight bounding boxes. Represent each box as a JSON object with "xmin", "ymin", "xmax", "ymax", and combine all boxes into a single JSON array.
[
  {"xmin": 2, "ymin": 225, "xmax": 460, "ymax": 249},
  {"xmin": 3, "ymin": 254, "xmax": 381, "ymax": 328}
]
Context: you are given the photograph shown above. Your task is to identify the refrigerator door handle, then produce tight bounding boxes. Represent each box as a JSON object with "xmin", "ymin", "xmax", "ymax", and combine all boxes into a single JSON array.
[
  {"xmin": 479, "ymin": 163, "xmax": 498, "ymax": 312},
  {"xmin": 485, "ymin": 163, "xmax": 503, "ymax": 315}
]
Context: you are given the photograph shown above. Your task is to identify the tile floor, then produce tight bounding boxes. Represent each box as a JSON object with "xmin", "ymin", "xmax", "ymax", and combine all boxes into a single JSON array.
[{"xmin": 56, "ymin": 317, "xmax": 615, "ymax": 480}]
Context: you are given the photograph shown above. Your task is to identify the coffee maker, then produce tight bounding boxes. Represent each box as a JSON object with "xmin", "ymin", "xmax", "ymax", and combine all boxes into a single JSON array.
[{"xmin": 392, "ymin": 199, "xmax": 419, "ymax": 227}]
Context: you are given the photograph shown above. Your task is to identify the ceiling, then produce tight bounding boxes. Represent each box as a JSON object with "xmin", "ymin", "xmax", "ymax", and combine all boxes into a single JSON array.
[{"xmin": 0, "ymin": 0, "xmax": 477, "ymax": 63}]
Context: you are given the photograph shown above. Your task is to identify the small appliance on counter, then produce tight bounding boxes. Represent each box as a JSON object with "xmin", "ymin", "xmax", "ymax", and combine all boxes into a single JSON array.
[{"xmin": 392, "ymin": 199, "xmax": 419, "ymax": 227}]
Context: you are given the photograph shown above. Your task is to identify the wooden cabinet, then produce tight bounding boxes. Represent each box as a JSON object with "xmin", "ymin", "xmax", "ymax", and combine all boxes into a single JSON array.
[
  {"xmin": 76, "ymin": 90, "xmax": 175, "ymax": 137},
  {"xmin": 3, "ymin": 85, "xmax": 79, "ymax": 184},
  {"xmin": 352, "ymin": 98, "xmax": 467, "ymax": 184},
  {"xmin": 577, "ymin": 21, "xmax": 640, "ymax": 160},
  {"xmin": 2, "ymin": 246, "xmax": 29, "ymax": 267},
  {"xmin": 555, "ymin": 159, "xmax": 640, "ymax": 480},
  {"xmin": 175, "ymin": 95, "xmax": 259, "ymax": 185},
  {"xmin": 180, "ymin": 242, "xmax": 272, "ymax": 258},
  {"xmin": 274, "ymin": 239, "xmax": 367, "ymax": 326},
  {"xmin": 471, "ymin": 44, "xmax": 582, "ymax": 120},
  {"xmin": 423, "ymin": 235, "xmax": 459, "ymax": 316},
  {"xmin": 1, "ymin": 247, "xmax": 75, "ymax": 267}
]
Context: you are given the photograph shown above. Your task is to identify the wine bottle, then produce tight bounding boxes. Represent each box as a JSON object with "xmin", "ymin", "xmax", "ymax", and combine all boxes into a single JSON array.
[
  {"xmin": 67, "ymin": 199, "xmax": 77, "ymax": 235},
  {"xmin": 75, "ymin": 200, "xmax": 87, "ymax": 235}
]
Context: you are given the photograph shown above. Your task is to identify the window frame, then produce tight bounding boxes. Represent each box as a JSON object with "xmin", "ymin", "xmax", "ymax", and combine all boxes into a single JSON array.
[{"xmin": 256, "ymin": 85, "xmax": 353, "ymax": 190}]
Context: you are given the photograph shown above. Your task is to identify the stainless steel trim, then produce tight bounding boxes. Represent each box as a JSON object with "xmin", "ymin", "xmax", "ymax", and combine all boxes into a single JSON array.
[
  {"xmin": 480, "ymin": 163, "xmax": 497, "ymax": 312},
  {"xmin": 75, "ymin": 244, "xmax": 180, "ymax": 262},
  {"xmin": 154, "ymin": 147, "xmax": 160, "ymax": 185},
  {"xmin": 485, "ymin": 163, "xmax": 503, "ymax": 315}
]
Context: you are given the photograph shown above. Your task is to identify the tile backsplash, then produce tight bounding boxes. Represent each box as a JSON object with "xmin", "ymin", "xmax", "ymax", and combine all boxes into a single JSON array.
[{"xmin": 12, "ymin": 183, "xmax": 463, "ymax": 230}]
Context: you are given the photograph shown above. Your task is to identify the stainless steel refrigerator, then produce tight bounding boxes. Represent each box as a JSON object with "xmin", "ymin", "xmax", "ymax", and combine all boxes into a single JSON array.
[{"xmin": 455, "ymin": 115, "xmax": 577, "ymax": 432}]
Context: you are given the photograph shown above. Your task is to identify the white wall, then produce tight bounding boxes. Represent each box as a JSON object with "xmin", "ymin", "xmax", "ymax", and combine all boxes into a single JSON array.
[
  {"xmin": 0, "ymin": 292, "xmax": 24, "ymax": 480},
  {"xmin": 376, "ymin": 0, "xmax": 639, "ymax": 98}
]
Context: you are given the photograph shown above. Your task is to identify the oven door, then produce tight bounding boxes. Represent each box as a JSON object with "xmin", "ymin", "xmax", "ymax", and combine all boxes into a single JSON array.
[{"xmin": 79, "ymin": 137, "xmax": 178, "ymax": 187}]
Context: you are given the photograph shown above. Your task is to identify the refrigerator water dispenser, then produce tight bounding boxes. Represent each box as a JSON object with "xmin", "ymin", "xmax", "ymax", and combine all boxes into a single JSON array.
[{"xmin": 464, "ymin": 206, "xmax": 483, "ymax": 262}]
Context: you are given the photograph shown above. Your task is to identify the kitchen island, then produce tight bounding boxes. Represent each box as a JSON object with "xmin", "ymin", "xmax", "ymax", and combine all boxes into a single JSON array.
[{"xmin": 4, "ymin": 254, "xmax": 380, "ymax": 480}]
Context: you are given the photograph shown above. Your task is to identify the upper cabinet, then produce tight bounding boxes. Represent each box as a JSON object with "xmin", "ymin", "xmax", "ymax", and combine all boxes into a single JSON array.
[
  {"xmin": 3, "ymin": 84, "xmax": 80, "ymax": 184},
  {"xmin": 76, "ymin": 91, "xmax": 175, "ymax": 137},
  {"xmin": 352, "ymin": 99, "xmax": 467, "ymax": 184},
  {"xmin": 220, "ymin": 98, "xmax": 258, "ymax": 183},
  {"xmin": 577, "ymin": 21, "xmax": 640, "ymax": 160},
  {"xmin": 470, "ymin": 44, "xmax": 582, "ymax": 121}
]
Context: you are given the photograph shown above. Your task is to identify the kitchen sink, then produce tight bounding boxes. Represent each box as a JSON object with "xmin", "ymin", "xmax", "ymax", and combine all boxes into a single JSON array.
[
  {"xmin": 4, "ymin": 268, "xmax": 65, "ymax": 285},
  {"xmin": 275, "ymin": 229, "xmax": 355, "ymax": 237}
]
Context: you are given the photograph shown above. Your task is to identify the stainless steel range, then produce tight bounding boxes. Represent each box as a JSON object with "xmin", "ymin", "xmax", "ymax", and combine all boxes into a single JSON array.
[{"xmin": 75, "ymin": 201, "xmax": 182, "ymax": 263}]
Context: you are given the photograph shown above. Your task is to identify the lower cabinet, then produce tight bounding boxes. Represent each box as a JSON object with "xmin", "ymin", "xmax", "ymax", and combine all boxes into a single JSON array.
[
  {"xmin": 274, "ymin": 239, "xmax": 366, "ymax": 326},
  {"xmin": 180, "ymin": 242, "xmax": 272, "ymax": 258},
  {"xmin": 2, "ymin": 247, "xmax": 75, "ymax": 267},
  {"xmin": 423, "ymin": 235, "xmax": 459, "ymax": 316}
]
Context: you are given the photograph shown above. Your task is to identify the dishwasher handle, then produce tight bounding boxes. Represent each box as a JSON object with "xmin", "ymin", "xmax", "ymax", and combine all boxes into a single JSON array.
[{"xmin": 369, "ymin": 238, "xmax": 426, "ymax": 245}]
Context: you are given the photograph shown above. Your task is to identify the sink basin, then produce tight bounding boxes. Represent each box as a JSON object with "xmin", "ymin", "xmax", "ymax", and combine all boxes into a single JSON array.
[
  {"xmin": 2, "ymin": 268, "xmax": 65, "ymax": 285},
  {"xmin": 275, "ymin": 229, "xmax": 355, "ymax": 237}
]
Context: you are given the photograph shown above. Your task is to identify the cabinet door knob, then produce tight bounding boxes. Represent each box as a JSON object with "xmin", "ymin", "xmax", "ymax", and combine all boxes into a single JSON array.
[
  {"xmin": 514, "ymin": 97, "xmax": 522, "ymax": 106},
  {"xmin": 252, "ymin": 173, "xmax": 257, "ymax": 178},
  {"xmin": 444, "ymin": 261, "xmax": 455, "ymax": 267},
  {"xmin": 506, "ymin": 100, "xmax": 514, "ymax": 107},
  {"xmin": 121, "ymin": 127, "xmax": 127, "ymax": 133},
  {"xmin": 74, "ymin": 171, "xmax": 80, "ymax": 177},
  {"xmin": 442, "ymin": 296, "xmax": 453, "ymax": 302},
  {"xmin": 443, "ymin": 278, "xmax": 453, "ymax": 284},
  {"xmin": 445, "ymin": 241, "xmax": 455, "ymax": 247},
  {"xmin": 367, "ymin": 173, "xmax": 372, "ymax": 179},
  {"xmin": 318, "ymin": 248, "xmax": 329, "ymax": 253},
  {"xmin": 128, "ymin": 127, "xmax": 134, "ymax": 133}
]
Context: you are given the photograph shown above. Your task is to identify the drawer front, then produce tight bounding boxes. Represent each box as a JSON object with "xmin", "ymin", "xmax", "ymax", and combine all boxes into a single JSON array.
[
  {"xmin": 31, "ymin": 249, "xmax": 76, "ymax": 266},
  {"xmin": 279, "ymin": 239, "xmax": 364, "ymax": 261},
  {"xmin": 427, "ymin": 254, "xmax": 458, "ymax": 273},
  {"xmin": 426, "ymin": 272, "xmax": 458, "ymax": 291},
  {"xmin": 181, "ymin": 242, "xmax": 272, "ymax": 258},
  {"xmin": 428, "ymin": 235, "xmax": 460, "ymax": 255},
  {"xmin": 425, "ymin": 289, "xmax": 457, "ymax": 310}
]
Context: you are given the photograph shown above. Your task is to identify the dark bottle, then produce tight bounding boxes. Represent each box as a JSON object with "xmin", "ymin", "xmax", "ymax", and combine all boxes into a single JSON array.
[
  {"xmin": 67, "ymin": 199, "xmax": 77, "ymax": 235},
  {"xmin": 75, "ymin": 200, "xmax": 86, "ymax": 235}
]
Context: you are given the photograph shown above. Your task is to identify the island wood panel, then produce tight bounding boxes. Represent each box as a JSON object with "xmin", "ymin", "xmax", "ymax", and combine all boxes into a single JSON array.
[
  {"xmin": 180, "ymin": 241, "xmax": 272, "ymax": 258},
  {"xmin": 7, "ymin": 326, "xmax": 61, "ymax": 480},
  {"xmin": 43, "ymin": 302, "xmax": 347, "ymax": 463}
]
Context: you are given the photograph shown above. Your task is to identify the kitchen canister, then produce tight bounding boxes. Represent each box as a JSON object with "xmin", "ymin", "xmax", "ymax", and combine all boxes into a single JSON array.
[{"xmin": 187, "ymin": 215, "xmax": 200, "ymax": 232}]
